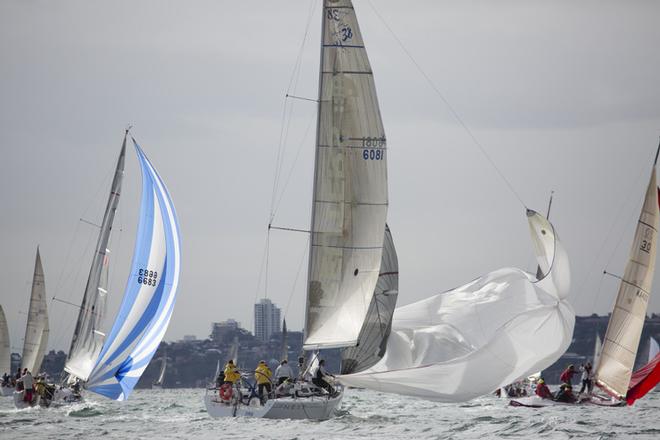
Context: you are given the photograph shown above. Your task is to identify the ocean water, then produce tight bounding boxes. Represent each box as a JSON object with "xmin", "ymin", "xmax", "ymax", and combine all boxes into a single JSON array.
[{"xmin": 1, "ymin": 388, "xmax": 658, "ymax": 439}]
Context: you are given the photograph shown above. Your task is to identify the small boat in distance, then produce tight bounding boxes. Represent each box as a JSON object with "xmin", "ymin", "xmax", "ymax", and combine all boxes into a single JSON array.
[{"xmin": 153, "ymin": 351, "xmax": 167, "ymax": 389}]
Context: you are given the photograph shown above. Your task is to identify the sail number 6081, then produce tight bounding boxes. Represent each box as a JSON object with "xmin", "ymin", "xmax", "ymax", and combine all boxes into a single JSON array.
[{"xmin": 363, "ymin": 149, "xmax": 383, "ymax": 160}]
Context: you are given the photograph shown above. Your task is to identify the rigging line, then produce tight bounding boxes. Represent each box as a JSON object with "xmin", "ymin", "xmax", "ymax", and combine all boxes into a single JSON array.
[
  {"xmin": 284, "ymin": 236, "xmax": 310, "ymax": 320},
  {"xmin": 271, "ymin": 113, "xmax": 316, "ymax": 219},
  {"xmin": 364, "ymin": 0, "xmax": 526, "ymax": 209},
  {"xmin": 269, "ymin": 225, "xmax": 311, "ymax": 234},
  {"xmin": 253, "ymin": 232, "xmax": 270, "ymax": 305},
  {"xmin": 269, "ymin": 0, "xmax": 318, "ymax": 222}
]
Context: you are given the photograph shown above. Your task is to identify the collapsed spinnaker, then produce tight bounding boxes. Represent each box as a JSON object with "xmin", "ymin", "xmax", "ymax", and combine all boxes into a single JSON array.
[
  {"xmin": 86, "ymin": 139, "xmax": 181, "ymax": 401},
  {"xmin": 339, "ymin": 210, "xmax": 574, "ymax": 402}
]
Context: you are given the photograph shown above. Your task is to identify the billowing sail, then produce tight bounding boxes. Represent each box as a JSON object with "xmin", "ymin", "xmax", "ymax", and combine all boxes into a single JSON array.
[
  {"xmin": 339, "ymin": 211, "xmax": 574, "ymax": 402},
  {"xmin": 85, "ymin": 138, "xmax": 181, "ymax": 401},
  {"xmin": 305, "ymin": 0, "xmax": 388, "ymax": 349},
  {"xmin": 341, "ymin": 224, "xmax": 398, "ymax": 374},
  {"xmin": 593, "ymin": 333, "xmax": 603, "ymax": 369},
  {"xmin": 0, "ymin": 306, "xmax": 10, "ymax": 375},
  {"xmin": 66, "ymin": 140, "xmax": 125, "ymax": 381},
  {"xmin": 21, "ymin": 248, "xmax": 49, "ymax": 374},
  {"xmin": 596, "ymin": 169, "xmax": 658, "ymax": 398},
  {"xmin": 649, "ymin": 336, "xmax": 659, "ymax": 363}
]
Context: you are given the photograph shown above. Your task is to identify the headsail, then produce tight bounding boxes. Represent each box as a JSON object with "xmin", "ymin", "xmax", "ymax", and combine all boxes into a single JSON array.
[
  {"xmin": 305, "ymin": 0, "xmax": 388, "ymax": 350},
  {"xmin": 339, "ymin": 211, "xmax": 574, "ymax": 402},
  {"xmin": 595, "ymin": 168, "xmax": 658, "ymax": 399},
  {"xmin": 86, "ymin": 138, "xmax": 181, "ymax": 401},
  {"xmin": 0, "ymin": 306, "xmax": 10, "ymax": 375},
  {"xmin": 341, "ymin": 224, "xmax": 398, "ymax": 374},
  {"xmin": 66, "ymin": 138, "xmax": 125, "ymax": 381},
  {"xmin": 21, "ymin": 248, "xmax": 49, "ymax": 374}
]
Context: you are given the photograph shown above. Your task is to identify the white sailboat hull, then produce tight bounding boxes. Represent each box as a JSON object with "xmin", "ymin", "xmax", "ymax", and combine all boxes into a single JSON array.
[
  {"xmin": 204, "ymin": 389, "xmax": 342, "ymax": 420},
  {"xmin": 509, "ymin": 394, "xmax": 626, "ymax": 408}
]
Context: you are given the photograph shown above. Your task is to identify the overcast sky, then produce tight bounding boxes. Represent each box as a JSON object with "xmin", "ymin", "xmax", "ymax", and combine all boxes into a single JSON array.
[{"xmin": 2, "ymin": 1, "xmax": 660, "ymax": 352}]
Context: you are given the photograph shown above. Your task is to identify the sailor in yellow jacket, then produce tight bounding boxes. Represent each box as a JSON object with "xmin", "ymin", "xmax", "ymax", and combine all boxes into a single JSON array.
[
  {"xmin": 223, "ymin": 360, "xmax": 240, "ymax": 384},
  {"xmin": 255, "ymin": 360, "xmax": 273, "ymax": 402}
]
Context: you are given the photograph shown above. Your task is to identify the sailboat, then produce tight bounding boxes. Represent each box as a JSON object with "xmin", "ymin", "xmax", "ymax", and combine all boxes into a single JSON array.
[
  {"xmin": 205, "ymin": 0, "xmax": 388, "ymax": 419},
  {"xmin": 15, "ymin": 130, "xmax": 181, "ymax": 407},
  {"xmin": 511, "ymin": 144, "xmax": 660, "ymax": 408},
  {"xmin": 0, "ymin": 305, "xmax": 13, "ymax": 396},
  {"xmin": 153, "ymin": 352, "xmax": 167, "ymax": 389},
  {"xmin": 592, "ymin": 146, "xmax": 660, "ymax": 406}
]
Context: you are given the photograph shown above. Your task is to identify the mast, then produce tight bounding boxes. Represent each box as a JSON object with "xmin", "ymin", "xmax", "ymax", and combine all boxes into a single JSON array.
[{"xmin": 65, "ymin": 132, "xmax": 126, "ymax": 381}]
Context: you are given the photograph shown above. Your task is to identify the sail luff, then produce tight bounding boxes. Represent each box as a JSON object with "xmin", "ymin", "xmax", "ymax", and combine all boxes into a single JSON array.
[
  {"xmin": 595, "ymin": 168, "xmax": 659, "ymax": 398},
  {"xmin": 65, "ymin": 134, "xmax": 126, "ymax": 382},
  {"xmin": 21, "ymin": 248, "xmax": 49, "ymax": 374},
  {"xmin": 304, "ymin": 0, "xmax": 388, "ymax": 349},
  {"xmin": 0, "ymin": 306, "xmax": 10, "ymax": 376}
]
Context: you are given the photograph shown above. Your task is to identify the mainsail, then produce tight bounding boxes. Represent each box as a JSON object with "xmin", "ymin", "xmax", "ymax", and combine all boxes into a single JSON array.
[
  {"xmin": 341, "ymin": 224, "xmax": 398, "ymax": 374},
  {"xmin": 21, "ymin": 248, "xmax": 49, "ymax": 374},
  {"xmin": 304, "ymin": 0, "xmax": 388, "ymax": 349},
  {"xmin": 65, "ymin": 139, "xmax": 125, "ymax": 382},
  {"xmin": 339, "ymin": 211, "xmax": 574, "ymax": 402},
  {"xmin": 595, "ymin": 167, "xmax": 658, "ymax": 399},
  {"xmin": 85, "ymin": 137, "xmax": 181, "ymax": 401},
  {"xmin": 0, "ymin": 306, "xmax": 10, "ymax": 375}
]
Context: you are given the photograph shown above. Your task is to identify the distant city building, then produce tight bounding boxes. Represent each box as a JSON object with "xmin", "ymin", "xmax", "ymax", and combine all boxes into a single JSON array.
[
  {"xmin": 182, "ymin": 335, "xmax": 197, "ymax": 342},
  {"xmin": 211, "ymin": 319, "xmax": 241, "ymax": 341},
  {"xmin": 254, "ymin": 299, "xmax": 281, "ymax": 342}
]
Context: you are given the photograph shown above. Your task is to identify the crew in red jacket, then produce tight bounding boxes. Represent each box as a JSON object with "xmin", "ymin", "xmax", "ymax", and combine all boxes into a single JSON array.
[
  {"xmin": 535, "ymin": 379, "xmax": 553, "ymax": 399},
  {"xmin": 559, "ymin": 364, "xmax": 577, "ymax": 385}
]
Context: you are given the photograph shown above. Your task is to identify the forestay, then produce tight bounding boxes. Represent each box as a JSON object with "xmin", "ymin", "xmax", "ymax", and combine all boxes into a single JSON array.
[
  {"xmin": 305, "ymin": 0, "xmax": 388, "ymax": 349},
  {"xmin": 596, "ymin": 169, "xmax": 658, "ymax": 398},
  {"xmin": 0, "ymin": 306, "xmax": 10, "ymax": 376},
  {"xmin": 339, "ymin": 211, "xmax": 574, "ymax": 402},
  {"xmin": 21, "ymin": 248, "xmax": 49, "ymax": 374},
  {"xmin": 66, "ymin": 140, "xmax": 125, "ymax": 382},
  {"xmin": 86, "ymin": 139, "xmax": 181, "ymax": 401},
  {"xmin": 341, "ymin": 224, "xmax": 398, "ymax": 374}
]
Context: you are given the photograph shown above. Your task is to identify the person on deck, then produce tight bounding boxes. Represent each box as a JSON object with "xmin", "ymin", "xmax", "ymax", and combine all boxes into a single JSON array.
[
  {"xmin": 554, "ymin": 383, "xmax": 576, "ymax": 403},
  {"xmin": 312, "ymin": 359, "xmax": 337, "ymax": 396},
  {"xmin": 255, "ymin": 360, "xmax": 272, "ymax": 402},
  {"xmin": 559, "ymin": 364, "xmax": 577, "ymax": 385},
  {"xmin": 578, "ymin": 362, "xmax": 593, "ymax": 395},
  {"xmin": 274, "ymin": 359, "xmax": 294, "ymax": 386},
  {"xmin": 535, "ymin": 379, "xmax": 553, "ymax": 399},
  {"xmin": 223, "ymin": 360, "xmax": 240, "ymax": 385},
  {"xmin": 20, "ymin": 369, "xmax": 34, "ymax": 403},
  {"xmin": 1, "ymin": 373, "xmax": 9, "ymax": 386}
]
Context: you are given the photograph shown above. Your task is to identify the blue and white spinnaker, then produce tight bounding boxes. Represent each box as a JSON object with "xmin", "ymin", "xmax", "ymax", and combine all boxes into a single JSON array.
[{"xmin": 86, "ymin": 138, "xmax": 181, "ymax": 401}]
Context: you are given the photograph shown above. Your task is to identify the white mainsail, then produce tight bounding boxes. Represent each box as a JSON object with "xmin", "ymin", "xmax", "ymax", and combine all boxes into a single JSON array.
[
  {"xmin": 595, "ymin": 167, "xmax": 658, "ymax": 399},
  {"xmin": 304, "ymin": 0, "xmax": 388, "ymax": 350},
  {"xmin": 0, "ymin": 306, "xmax": 10, "ymax": 376},
  {"xmin": 341, "ymin": 224, "xmax": 398, "ymax": 374},
  {"xmin": 65, "ymin": 139, "xmax": 125, "ymax": 382},
  {"xmin": 339, "ymin": 211, "xmax": 574, "ymax": 402},
  {"xmin": 21, "ymin": 248, "xmax": 49, "ymax": 374}
]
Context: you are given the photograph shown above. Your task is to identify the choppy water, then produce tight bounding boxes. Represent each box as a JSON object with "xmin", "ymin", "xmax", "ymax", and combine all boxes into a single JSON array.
[{"xmin": 1, "ymin": 388, "xmax": 658, "ymax": 439}]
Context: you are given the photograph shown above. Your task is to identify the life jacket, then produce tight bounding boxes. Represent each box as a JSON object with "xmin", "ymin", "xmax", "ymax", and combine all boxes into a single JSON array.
[
  {"xmin": 255, "ymin": 364, "xmax": 272, "ymax": 384},
  {"xmin": 223, "ymin": 364, "xmax": 240, "ymax": 383},
  {"xmin": 559, "ymin": 369, "xmax": 574, "ymax": 383}
]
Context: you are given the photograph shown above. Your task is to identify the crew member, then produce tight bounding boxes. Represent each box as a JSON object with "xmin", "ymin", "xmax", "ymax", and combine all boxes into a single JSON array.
[
  {"xmin": 223, "ymin": 360, "xmax": 240, "ymax": 384},
  {"xmin": 274, "ymin": 359, "xmax": 294, "ymax": 385},
  {"xmin": 21, "ymin": 369, "xmax": 34, "ymax": 403},
  {"xmin": 578, "ymin": 362, "xmax": 593, "ymax": 395},
  {"xmin": 559, "ymin": 364, "xmax": 577, "ymax": 385},
  {"xmin": 554, "ymin": 383, "xmax": 576, "ymax": 403},
  {"xmin": 312, "ymin": 359, "xmax": 337, "ymax": 396},
  {"xmin": 255, "ymin": 360, "xmax": 272, "ymax": 402},
  {"xmin": 535, "ymin": 378, "xmax": 553, "ymax": 399}
]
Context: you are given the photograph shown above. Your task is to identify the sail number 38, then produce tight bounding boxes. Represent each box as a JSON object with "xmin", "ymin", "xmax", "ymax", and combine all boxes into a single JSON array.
[{"xmin": 137, "ymin": 268, "xmax": 158, "ymax": 286}]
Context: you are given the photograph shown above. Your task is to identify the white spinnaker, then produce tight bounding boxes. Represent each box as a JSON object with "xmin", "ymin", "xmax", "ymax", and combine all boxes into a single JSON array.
[
  {"xmin": 339, "ymin": 211, "xmax": 574, "ymax": 402},
  {"xmin": 0, "ymin": 306, "xmax": 10, "ymax": 375},
  {"xmin": 649, "ymin": 337, "xmax": 660, "ymax": 364},
  {"xmin": 593, "ymin": 333, "xmax": 603, "ymax": 369},
  {"xmin": 21, "ymin": 248, "xmax": 49, "ymax": 374},
  {"xmin": 66, "ymin": 141, "xmax": 125, "ymax": 382},
  {"xmin": 305, "ymin": 0, "xmax": 388, "ymax": 349},
  {"xmin": 596, "ymin": 169, "xmax": 658, "ymax": 398}
]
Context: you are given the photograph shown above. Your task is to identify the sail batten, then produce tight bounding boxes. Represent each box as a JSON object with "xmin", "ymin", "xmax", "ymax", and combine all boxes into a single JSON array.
[
  {"xmin": 21, "ymin": 248, "xmax": 49, "ymax": 374},
  {"xmin": 66, "ymin": 137, "xmax": 126, "ymax": 382},
  {"xmin": 304, "ymin": 0, "xmax": 388, "ymax": 350},
  {"xmin": 595, "ymin": 168, "xmax": 658, "ymax": 398}
]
